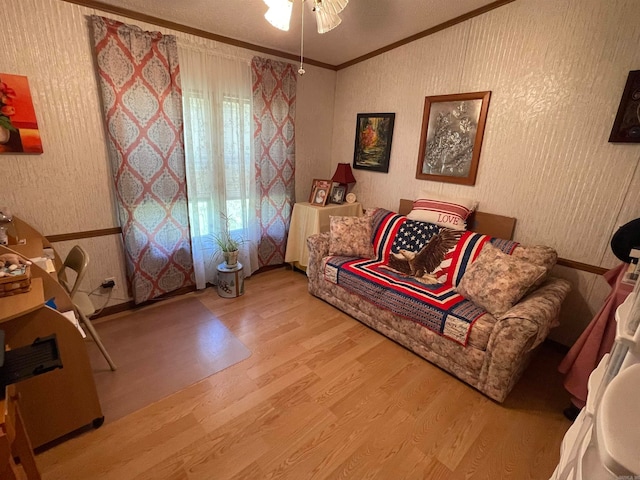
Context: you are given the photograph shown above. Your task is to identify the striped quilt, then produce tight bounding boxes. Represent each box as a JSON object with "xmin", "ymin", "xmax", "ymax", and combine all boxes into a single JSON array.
[{"xmin": 323, "ymin": 209, "xmax": 518, "ymax": 345}]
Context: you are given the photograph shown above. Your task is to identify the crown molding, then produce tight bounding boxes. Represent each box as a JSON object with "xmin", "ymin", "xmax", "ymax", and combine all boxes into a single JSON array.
[{"xmin": 60, "ymin": 0, "xmax": 337, "ymax": 70}]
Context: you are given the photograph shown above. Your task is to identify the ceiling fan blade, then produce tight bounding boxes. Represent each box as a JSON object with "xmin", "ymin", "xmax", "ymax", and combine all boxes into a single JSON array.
[
  {"xmin": 314, "ymin": 7, "xmax": 342, "ymax": 34},
  {"xmin": 264, "ymin": 0, "xmax": 293, "ymax": 31},
  {"xmin": 318, "ymin": 0, "xmax": 348, "ymax": 15}
]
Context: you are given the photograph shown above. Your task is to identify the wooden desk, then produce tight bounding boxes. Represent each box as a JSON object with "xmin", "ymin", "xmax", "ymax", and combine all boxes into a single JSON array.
[
  {"xmin": 284, "ymin": 202, "xmax": 363, "ymax": 269},
  {"xmin": 0, "ymin": 220, "xmax": 103, "ymax": 448}
]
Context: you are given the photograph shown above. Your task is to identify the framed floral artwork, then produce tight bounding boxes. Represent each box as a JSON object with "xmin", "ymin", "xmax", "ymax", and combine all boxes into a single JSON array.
[
  {"xmin": 415, "ymin": 91, "xmax": 491, "ymax": 185},
  {"xmin": 352, "ymin": 113, "xmax": 395, "ymax": 173},
  {"xmin": 0, "ymin": 73, "xmax": 43, "ymax": 154}
]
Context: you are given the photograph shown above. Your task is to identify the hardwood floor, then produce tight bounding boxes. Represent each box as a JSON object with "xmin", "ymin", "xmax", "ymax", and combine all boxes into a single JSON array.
[{"xmin": 37, "ymin": 268, "xmax": 571, "ymax": 479}]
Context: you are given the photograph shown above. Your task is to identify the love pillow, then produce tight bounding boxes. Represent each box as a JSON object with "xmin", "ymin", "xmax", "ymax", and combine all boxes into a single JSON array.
[{"xmin": 407, "ymin": 191, "xmax": 477, "ymax": 230}]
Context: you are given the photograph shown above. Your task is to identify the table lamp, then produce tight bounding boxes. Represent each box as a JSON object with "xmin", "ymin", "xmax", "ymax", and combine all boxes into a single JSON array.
[{"xmin": 331, "ymin": 163, "xmax": 356, "ymax": 192}]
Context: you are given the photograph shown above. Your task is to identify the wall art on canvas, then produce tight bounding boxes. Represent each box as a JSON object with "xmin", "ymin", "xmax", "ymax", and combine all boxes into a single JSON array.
[
  {"xmin": 0, "ymin": 73, "xmax": 43, "ymax": 154},
  {"xmin": 416, "ymin": 91, "xmax": 490, "ymax": 185},
  {"xmin": 352, "ymin": 113, "xmax": 395, "ymax": 173}
]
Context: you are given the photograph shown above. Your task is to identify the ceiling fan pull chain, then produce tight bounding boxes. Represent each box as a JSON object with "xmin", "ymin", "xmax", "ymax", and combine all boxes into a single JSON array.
[{"xmin": 298, "ymin": 0, "xmax": 306, "ymax": 75}]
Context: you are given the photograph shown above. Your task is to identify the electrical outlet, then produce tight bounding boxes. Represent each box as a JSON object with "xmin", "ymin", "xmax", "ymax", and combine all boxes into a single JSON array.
[{"xmin": 101, "ymin": 277, "xmax": 116, "ymax": 289}]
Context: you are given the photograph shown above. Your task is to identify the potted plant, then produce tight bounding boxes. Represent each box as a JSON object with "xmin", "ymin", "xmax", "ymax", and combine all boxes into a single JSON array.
[{"xmin": 211, "ymin": 213, "xmax": 245, "ymax": 268}]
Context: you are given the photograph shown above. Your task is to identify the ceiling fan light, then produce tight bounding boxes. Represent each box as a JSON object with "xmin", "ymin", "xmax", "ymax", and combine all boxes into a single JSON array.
[
  {"xmin": 315, "ymin": 8, "xmax": 342, "ymax": 34},
  {"xmin": 264, "ymin": 0, "xmax": 293, "ymax": 31},
  {"xmin": 316, "ymin": 0, "xmax": 348, "ymax": 16}
]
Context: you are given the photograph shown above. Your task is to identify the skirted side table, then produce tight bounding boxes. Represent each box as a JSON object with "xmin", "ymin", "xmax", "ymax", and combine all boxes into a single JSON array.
[
  {"xmin": 284, "ymin": 202, "xmax": 363, "ymax": 270},
  {"xmin": 559, "ymin": 263, "xmax": 633, "ymax": 410}
]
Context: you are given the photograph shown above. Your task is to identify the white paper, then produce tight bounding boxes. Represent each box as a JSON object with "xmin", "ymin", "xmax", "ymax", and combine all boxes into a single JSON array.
[{"xmin": 60, "ymin": 310, "xmax": 87, "ymax": 338}]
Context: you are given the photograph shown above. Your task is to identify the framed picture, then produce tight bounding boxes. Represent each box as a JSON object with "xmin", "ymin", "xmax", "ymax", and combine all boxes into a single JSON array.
[
  {"xmin": 415, "ymin": 91, "xmax": 491, "ymax": 185},
  {"xmin": 0, "ymin": 73, "xmax": 43, "ymax": 154},
  {"xmin": 352, "ymin": 113, "xmax": 395, "ymax": 173},
  {"xmin": 330, "ymin": 185, "xmax": 346, "ymax": 204},
  {"xmin": 609, "ymin": 70, "xmax": 640, "ymax": 143},
  {"xmin": 309, "ymin": 179, "xmax": 331, "ymax": 206}
]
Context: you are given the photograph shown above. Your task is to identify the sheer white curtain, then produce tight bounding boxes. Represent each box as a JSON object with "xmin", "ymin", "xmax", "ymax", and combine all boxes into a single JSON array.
[{"xmin": 179, "ymin": 44, "xmax": 259, "ymax": 289}]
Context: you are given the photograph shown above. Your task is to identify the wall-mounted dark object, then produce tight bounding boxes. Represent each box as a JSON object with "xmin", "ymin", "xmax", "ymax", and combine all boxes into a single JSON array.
[
  {"xmin": 609, "ymin": 70, "xmax": 640, "ymax": 143},
  {"xmin": 611, "ymin": 218, "xmax": 640, "ymax": 262}
]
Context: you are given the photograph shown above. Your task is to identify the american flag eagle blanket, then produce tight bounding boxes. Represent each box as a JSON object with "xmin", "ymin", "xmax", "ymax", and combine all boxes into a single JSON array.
[{"xmin": 323, "ymin": 209, "xmax": 518, "ymax": 345}]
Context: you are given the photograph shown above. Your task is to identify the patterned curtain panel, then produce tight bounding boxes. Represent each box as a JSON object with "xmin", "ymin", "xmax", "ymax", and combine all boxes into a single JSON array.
[
  {"xmin": 91, "ymin": 16, "xmax": 194, "ymax": 304},
  {"xmin": 251, "ymin": 57, "xmax": 297, "ymax": 266}
]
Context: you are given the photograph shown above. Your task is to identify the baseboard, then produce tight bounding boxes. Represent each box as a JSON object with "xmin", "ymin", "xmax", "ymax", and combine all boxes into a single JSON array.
[{"xmin": 92, "ymin": 266, "xmax": 289, "ymax": 319}]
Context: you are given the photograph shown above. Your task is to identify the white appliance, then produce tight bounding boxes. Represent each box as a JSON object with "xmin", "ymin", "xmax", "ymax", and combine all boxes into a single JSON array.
[{"xmin": 551, "ymin": 280, "xmax": 640, "ymax": 480}]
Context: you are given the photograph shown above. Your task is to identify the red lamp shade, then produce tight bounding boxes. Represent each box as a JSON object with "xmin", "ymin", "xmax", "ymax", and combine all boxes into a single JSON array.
[{"xmin": 331, "ymin": 163, "xmax": 356, "ymax": 190}]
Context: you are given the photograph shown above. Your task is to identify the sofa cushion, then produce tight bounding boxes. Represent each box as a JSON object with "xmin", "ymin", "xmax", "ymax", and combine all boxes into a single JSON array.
[
  {"xmin": 512, "ymin": 245, "xmax": 557, "ymax": 287},
  {"xmin": 456, "ymin": 243, "xmax": 546, "ymax": 316},
  {"xmin": 443, "ymin": 233, "xmax": 520, "ymax": 287},
  {"xmin": 407, "ymin": 191, "xmax": 477, "ymax": 230},
  {"xmin": 328, "ymin": 215, "xmax": 375, "ymax": 259}
]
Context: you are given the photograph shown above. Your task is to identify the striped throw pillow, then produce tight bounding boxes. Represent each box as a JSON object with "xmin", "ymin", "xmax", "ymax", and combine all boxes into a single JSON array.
[{"xmin": 407, "ymin": 192, "xmax": 477, "ymax": 230}]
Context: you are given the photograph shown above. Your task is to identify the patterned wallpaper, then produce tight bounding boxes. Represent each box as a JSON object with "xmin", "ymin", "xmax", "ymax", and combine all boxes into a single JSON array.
[
  {"xmin": 0, "ymin": 0, "xmax": 336, "ymax": 306},
  {"xmin": 331, "ymin": 0, "xmax": 640, "ymax": 344}
]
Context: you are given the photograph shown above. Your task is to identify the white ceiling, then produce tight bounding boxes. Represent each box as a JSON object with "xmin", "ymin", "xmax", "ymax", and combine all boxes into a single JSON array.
[{"xmin": 93, "ymin": 0, "xmax": 500, "ymax": 67}]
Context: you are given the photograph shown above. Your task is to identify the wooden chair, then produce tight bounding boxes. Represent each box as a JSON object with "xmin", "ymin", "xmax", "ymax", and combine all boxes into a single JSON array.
[{"xmin": 58, "ymin": 246, "xmax": 117, "ymax": 371}]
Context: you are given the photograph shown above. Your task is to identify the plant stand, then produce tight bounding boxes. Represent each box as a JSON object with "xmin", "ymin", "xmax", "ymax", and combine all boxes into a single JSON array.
[{"xmin": 216, "ymin": 262, "xmax": 244, "ymax": 298}]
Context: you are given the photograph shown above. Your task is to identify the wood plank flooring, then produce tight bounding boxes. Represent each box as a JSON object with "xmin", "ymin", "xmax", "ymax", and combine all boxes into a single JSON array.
[{"xmin": 37, "ymin": 267, "xmax": 571, "ymax": 479}]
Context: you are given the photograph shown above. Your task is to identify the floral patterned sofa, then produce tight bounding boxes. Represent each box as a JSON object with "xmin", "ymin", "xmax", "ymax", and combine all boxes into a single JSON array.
[{"xmin": 306, "ymin": 207, "xmax": 571, "ymax": 403}]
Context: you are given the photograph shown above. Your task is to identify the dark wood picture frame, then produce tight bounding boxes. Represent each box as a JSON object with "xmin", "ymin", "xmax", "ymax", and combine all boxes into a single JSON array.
[
  {"xmin": 309, "ymin": 179, "xmax": 331, "ymax": 206},
  {"xmin": 609, "ymin": 70, "xmax": 640, "ymax": 143},
  {"xmin": 330, "ymin": 185, "xmax": 346, "ymax": 204},
  {"xmin": 415, "ymin": 91, "xmax": 491, "ymax": 185},
  {"xmin": 352, "ymin": 113, "xmax": 395, "ymax": 173}
]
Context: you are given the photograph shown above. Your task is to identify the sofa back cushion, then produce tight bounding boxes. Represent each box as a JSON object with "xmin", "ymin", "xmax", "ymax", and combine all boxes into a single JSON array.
[
  {"xmin": 371, "ymin": 208, "xmax": 441, "ymax": 261},
  {"xmin": 328, "ymin": 215, "xmax": 375, "ymax": 259},
  {"xmin": 512, "ymin": 244, "xmax": 557, "ymax": 287},
  {"xmin": 444, "ymin": 232, "xmax": 519, "ymax": 286}
]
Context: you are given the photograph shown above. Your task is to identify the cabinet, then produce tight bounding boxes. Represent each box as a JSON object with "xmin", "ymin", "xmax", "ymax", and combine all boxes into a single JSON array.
[{"xmin": 284, "ymin": 202, "xmax": 363, "ymax": 269}]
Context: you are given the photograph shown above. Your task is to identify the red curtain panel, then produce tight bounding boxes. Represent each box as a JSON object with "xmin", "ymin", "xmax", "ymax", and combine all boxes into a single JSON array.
[
  {"xmin": 251, "ymin": 57, "xmax": 297, "ymax": 266},
  {"xmin": 91, "ymin": 16, "xmax": 194, "ymax": 303}
]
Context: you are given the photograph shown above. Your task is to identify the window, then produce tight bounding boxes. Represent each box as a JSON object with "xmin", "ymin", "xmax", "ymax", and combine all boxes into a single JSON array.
[{"xmin": 184, "ymin": 91, "xmax": 252, "ymax": 238}]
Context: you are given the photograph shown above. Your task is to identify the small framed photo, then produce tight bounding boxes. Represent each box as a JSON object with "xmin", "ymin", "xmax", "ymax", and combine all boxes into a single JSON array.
[
  {"xmin": 330, "ymin": 185, "xmax": 346, "ymax": 204},
  {"xmin": 309, "ymin": 179, "xmax": 331, "ymax": 206}
]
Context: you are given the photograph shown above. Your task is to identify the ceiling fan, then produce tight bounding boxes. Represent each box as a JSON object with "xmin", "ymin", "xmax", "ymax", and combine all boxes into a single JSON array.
[{"xmin": 263, "ymin": 0, "xmax": 349, "ymax": 35}]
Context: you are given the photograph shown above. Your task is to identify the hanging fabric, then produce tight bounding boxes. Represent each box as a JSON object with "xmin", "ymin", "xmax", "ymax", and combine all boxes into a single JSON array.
[
  {"xmin": 251, "ymin": 57, "xmax": 297, "ymax": 267},
  {"xmin": 91, "ymin": 16, "xmax": 194, "ymax": 304},
  {"xmin": 179, "ymin": 43, "xmax": 260, "ymax": 289}
]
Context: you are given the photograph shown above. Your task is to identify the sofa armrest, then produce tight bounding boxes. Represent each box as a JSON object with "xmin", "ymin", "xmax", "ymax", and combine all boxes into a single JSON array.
[
  {"xmin": 307, "ymin": 232, "xmax": 330, "ymax": 257},
  {"xmin": 306, "ymin": 232, "xmax": 330, "ymax": 284},
  {"xmin": 498, "ymin": 277, "xmax": 571, "ymax": 347},
  {"xmin": 478, "ymin": 277, "xmax": 570, "ymax": 402}
]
